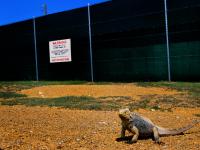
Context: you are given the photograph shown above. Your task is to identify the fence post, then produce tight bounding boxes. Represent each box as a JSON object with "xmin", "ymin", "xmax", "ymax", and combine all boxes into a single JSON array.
[
  {"xmin": 33, "ymin": 17, "xmax": 39, "ymax": 81},
  {"xmin": 164, "ymin": 0, "xmax": 171, "ymax": 81},
  {"xmin": 88, "ymin": 3, "xmax": 94, "ymax": 82}
]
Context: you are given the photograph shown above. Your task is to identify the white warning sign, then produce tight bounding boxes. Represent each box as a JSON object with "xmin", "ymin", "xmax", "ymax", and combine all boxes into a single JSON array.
[{"xmin": 49, "ymin": 39, "xmax": 71, "ymax": 63}]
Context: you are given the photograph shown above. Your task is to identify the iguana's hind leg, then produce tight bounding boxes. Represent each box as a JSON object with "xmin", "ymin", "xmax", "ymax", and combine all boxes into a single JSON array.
[
  {"xmin": 128, "ymin": 126, "xmax": 139, "ymax": 143},
  {"xmin": 153, "ymin": 127, "xmax": 160, "ymax": 143}
]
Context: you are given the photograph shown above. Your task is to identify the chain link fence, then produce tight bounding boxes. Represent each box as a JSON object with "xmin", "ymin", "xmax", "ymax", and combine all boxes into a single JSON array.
[{"xmin": 0, "ymin": 0, "xmax": 199, "ymax": 81}]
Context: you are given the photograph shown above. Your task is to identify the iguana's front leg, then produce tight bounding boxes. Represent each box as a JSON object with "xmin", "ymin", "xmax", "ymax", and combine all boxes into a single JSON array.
[
  {"xmin": 116, "ymin": 125, "xmax": 129, "ymax": 142},
  {"xmin": 128, "ymin": 125, "xmax": 139, "ymax": 143},
  {"xmin": 120, "ymin": 125, "xmax": 126, "ymax": 138}
]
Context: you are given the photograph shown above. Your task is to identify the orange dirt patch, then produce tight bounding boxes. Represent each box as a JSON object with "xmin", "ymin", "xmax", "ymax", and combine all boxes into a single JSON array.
[
  {"xmin": 0, "ymin": 106, "xmax": 199, "ymax": 150},
  {"xmin": 19, "ymin": 84, "xmax": 180, "ymax": 100},
  {"xmin": 1, "ymin": 84, "xmax": 199, "ymax": 149}
]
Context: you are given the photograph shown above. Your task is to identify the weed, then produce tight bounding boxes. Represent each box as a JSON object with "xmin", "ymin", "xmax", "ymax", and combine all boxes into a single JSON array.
[
  {"xmin": 0, "ymin": 92, "xmax": 26, "ymax": 99},
  {"xmin": 0, "ymin": 96, "xmax": 121, "ymax": 111}
]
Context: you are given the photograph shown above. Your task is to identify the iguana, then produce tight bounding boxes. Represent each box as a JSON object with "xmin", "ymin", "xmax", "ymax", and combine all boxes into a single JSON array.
[{"xmin": 117, "ymin": 108, "xmax": 199, "ymax": 144}]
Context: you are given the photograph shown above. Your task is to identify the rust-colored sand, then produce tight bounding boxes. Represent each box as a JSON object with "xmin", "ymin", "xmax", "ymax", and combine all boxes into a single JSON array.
[
  {"xmin": 0, "ymin": 106, "xmax": 199, "ymax": 150},
  {"xmin": 0, "ymin": 84, "xmax": 199, "ymax": 150},
  {"xmin": 19, "ymin": 84, "xmax": 180, "ymax": 100}
]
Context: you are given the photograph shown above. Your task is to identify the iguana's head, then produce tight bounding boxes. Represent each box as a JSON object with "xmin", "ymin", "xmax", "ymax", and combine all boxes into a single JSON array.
[{"xmin": 119, "ymin": 108, "xmax": 131, "ymax": 120}]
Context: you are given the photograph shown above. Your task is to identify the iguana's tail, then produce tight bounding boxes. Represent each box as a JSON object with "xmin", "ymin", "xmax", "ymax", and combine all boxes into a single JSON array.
[{"xmin": 157, "ymin": 120, "xmax": 200, "ymax": 137}]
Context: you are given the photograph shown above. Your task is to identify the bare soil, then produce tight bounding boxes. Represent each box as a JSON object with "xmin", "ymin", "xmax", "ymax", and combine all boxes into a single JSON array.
[
  {"xmin": 0, "ymin": 84, "xmax": 200, "ymax": 150},
  {"xmin": 19, "ymin": 84, "xmax": 179, "ymax": 100}
]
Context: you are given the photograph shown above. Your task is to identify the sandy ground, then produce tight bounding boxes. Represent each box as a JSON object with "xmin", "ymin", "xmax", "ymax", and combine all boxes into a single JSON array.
[
  {"xmin": 0, "ymin": 84, "xmax": 200, "ymax": 150},
  {"xmin": 19, "ymin": 84, "xmax": 180, "ymax": 100}
]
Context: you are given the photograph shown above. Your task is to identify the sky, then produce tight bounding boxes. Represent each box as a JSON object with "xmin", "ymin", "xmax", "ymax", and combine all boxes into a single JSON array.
[{"xmin": 0, "ymin": 0, "xmax": 108, "ymax": 26}]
